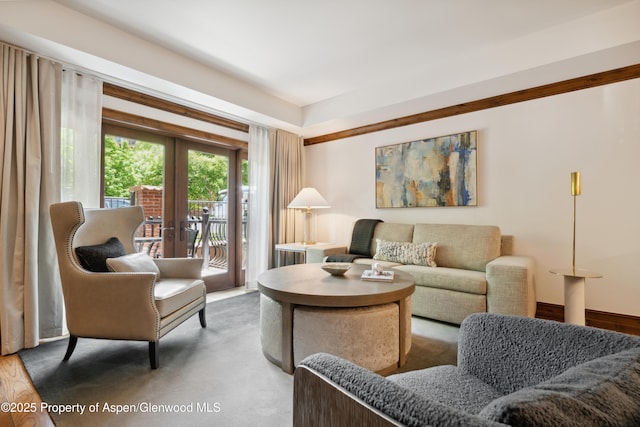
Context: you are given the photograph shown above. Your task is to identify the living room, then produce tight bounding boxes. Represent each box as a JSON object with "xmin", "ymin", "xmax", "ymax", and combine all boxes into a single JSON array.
[{"xmin": 1, "ymin": 1, "xmax": 640, "ymax": 426}]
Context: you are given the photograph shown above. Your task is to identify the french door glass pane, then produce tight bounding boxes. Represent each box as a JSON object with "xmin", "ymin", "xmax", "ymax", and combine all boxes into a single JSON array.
[
  {"xmin": 188, "ymin": 149, "xmax": 229, "ymax": 275},
  {"xmin": 103, "ymin": 134, "xmax": 165, "ymax": 257}
]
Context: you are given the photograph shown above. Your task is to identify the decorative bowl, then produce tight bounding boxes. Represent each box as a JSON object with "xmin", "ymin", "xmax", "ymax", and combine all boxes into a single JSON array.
[{"xmin": 321, "ymin": 263, "xmax": 352, "ymax": 276}]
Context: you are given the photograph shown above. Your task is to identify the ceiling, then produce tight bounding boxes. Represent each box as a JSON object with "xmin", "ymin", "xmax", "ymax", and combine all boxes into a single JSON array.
[
  {"xmin": 1, "ymin": 0, "xmax": 639, "ymax": 136},
  {"xmin": 52, "ymin": 0, "xmax": 631, "ymax": 106}
]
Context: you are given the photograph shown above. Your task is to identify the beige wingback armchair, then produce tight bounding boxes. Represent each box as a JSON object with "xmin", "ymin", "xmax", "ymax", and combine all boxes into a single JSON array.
[{"xmin": 49, "ymin": 201, "xmax": 207, "ymax": 369}]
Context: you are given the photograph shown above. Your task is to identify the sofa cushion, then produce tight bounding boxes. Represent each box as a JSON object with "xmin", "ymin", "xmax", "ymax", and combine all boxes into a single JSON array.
[
  {"xmin": 413, "ymin": 224, "xmax": 501, "ymax": 271},
  {"xmin": 479, "ymin": 347, "xmax": 640, "ymax": 426},
  {"xmin": 388, "ymin": 365, "xmax": 503, "ymax": 414},
  {"xmin": 106, "ymin": 252, "xmax": 161, "ymax": 276},
  {"xmin": 373, "ymin": 239, "xmax": 438, "ymax": 267},
  {"xmin": 75, "ymin": 237, "xmax": 127, "ymax": 272},
  {"xmin": 395, "ymin": 265, "xmax": 487, "ymax": 295},
  {"xmin": 369, "ymin": 223, "xmax": 414, "ymax": 256}
]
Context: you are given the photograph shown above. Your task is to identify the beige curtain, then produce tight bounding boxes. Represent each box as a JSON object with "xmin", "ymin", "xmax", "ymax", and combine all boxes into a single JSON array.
[
  {"xmin": 269, "ymin": 129, "xmax": 304, "ymax": 266},
  {"xmin": 0, "ymin": 45, "xmax": 64, "ymax": 354}
]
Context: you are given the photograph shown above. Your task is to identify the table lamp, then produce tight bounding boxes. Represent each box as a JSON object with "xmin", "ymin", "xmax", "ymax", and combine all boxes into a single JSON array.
[{"xmin": 287, "ymin": 187, "xmax": 330, "ymax": 245}]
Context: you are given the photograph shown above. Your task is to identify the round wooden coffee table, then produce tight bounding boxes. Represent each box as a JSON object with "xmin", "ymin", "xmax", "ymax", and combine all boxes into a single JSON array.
[{"xmin": 258, "ymin": 263, "xmax": 415, "ymax": 374}]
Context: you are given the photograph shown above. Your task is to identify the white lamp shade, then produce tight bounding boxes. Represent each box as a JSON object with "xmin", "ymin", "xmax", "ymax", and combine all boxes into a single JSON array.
[{"xmin": 287, "ymin": 187, "xmax": 330, "ymax": 209}]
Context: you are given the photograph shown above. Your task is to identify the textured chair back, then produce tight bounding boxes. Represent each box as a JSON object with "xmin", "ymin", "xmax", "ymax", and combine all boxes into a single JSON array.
[{"xmin": 458, "ymin": 312, "xmax": 640, "ymax": 394}]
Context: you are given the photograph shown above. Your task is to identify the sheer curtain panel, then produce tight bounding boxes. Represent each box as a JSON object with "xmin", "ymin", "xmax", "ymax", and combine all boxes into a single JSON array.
[
  {"xmin": 61, "ymin": 70, "xmax": 102, "ymax": 207},
  {"xmin": 245, "ymin": 125, "xmax": 270, "ymax": 289},
  {"xmin": 0, "ymin": 45, "xmax": 64, "ymax": 354}
]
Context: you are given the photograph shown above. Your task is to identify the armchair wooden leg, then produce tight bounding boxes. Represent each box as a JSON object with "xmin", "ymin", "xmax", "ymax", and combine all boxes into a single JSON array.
[
  {"xmin": 199, "ymin": 307, "xmax": 207, "ymax": 328},
  {"xmin": 149, "ymin": 341, "xmax": 159, "ymax": 369},
  {"xmin": 63, "ymin": 335, "xmax": 78, "ymax": 362}
]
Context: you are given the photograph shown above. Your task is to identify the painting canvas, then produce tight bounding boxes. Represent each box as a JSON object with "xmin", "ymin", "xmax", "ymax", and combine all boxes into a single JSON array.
[{"xmin": 376, "ymin": 131, "xmax": 477, "ymax": 208}]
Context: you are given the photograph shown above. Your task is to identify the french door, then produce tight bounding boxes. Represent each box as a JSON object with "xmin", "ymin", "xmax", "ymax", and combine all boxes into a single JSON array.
[{"xmin": 101, "ymin": 124, "xmax": 246, "ymax": 292}]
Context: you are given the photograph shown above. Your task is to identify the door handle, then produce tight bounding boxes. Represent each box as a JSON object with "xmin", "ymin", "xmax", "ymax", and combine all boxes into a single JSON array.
[{"xmin": 180, "ymin": 221, "xmax": 187, "ymax": 241}]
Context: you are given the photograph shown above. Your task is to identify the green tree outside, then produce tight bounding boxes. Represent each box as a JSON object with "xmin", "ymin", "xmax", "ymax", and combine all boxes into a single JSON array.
[
  {"xmin": 188, "ymin": 150, "xmax": 228, "ymax": 200},
  {"xmin": 104, "ymin": 135, "xmax": 247, "ymax": 200}
]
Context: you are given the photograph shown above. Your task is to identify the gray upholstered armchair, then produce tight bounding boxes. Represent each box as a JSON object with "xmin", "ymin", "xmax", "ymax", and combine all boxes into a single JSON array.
[
  {"xmin": 49, "ymin": 201, "xmax": 207, "ymax": 369},
  {"xmin": 294, "ymin": 313, "xmax": 640, "ymax": 426}
]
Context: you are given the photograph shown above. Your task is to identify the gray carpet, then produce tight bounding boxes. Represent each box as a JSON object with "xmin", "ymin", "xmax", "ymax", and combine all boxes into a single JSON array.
[{"xmin": 19, "ymin": 291, "xmax": 459, "ymax": 426}]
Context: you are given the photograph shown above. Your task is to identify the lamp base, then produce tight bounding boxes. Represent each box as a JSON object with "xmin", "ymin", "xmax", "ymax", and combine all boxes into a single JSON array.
[{"xmin": 302, "ymin": 209, "xmax": 317, "ymax": 246}]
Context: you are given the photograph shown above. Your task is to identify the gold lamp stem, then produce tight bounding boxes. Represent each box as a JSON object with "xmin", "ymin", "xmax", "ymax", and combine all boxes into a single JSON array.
[
  {"xmin": 303, "ymin": 207, "xmax": 314, "ymax": 245},
  {"xmin": 571, "ymin": 172, "xmax": 581, "ymax": 273},
  {"xmin": 572, "ymin": 194, "xmax": 576, "ymax": 273}
]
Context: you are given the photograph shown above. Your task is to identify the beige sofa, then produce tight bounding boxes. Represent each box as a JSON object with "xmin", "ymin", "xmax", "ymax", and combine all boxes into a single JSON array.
[{"xmin": 307, "ymin": 222, "xmax": 535, "ymax": 324}]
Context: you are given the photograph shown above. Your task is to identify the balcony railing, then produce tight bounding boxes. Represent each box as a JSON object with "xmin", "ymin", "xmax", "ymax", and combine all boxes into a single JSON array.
[
  {"xmin": 105, "ymin": 197, "xmax": 245, "ymax": 220},
  {"xmin": 114, "ymin": 206, "xmax": 247, "ymax": 273}
]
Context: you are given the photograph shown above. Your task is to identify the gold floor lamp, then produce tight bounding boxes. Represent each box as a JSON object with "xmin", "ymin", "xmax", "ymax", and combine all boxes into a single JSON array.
[{"xmin": 550, "ymin": 171, "xmax": 602, "ymax": 325}]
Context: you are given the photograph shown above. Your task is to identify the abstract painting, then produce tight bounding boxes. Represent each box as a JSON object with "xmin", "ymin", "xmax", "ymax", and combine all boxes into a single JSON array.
[{"xmin": 376, "ymin": 131, "xmax": 477, "ymax": 208}]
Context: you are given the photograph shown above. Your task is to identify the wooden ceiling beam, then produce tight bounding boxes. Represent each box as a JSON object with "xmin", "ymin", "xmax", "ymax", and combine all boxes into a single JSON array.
[
  {"xmin": 304, "ymin": 64, "xmax": 640, "ymax": 146},
  {"xmin": 103, "ymin": 82, "xmax": 250, "ymax": 133},
  {"xmin": 102, "ymin": 108, "xmax": 248, "ymax": 150}
]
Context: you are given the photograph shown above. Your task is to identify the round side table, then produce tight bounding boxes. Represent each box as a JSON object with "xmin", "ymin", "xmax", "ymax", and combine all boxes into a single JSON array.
[{"xmin": 550, "ymin": 268, "xmax": 602, "ymax": 325}]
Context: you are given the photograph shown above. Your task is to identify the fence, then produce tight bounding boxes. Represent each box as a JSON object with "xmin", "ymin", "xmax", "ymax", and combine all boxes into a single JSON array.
[{"xmin": 105, "ymin": 197, "xmax": 246, "ymax": 220}]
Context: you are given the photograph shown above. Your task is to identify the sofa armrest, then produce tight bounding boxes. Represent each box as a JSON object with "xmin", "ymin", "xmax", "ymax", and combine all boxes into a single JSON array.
[
  {"xmin": 485, "ymin": 255, "xmax": 536, "ymax": 317},
  {"xmin": 305, "ymin": 244, "xmax": 348, "ymax": 263},
  {"xmin": 295, "ymin": 353, "xmax": 505, "ymax": 427}
]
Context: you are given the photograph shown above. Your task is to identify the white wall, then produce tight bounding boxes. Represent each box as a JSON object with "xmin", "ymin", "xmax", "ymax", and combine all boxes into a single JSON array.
[{"xmin": 305, "ymin": 78, "xmax": 640, "ymax": 317}]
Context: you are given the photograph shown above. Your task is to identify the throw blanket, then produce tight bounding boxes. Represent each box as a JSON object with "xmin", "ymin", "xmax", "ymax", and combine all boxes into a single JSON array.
[
  {"xmin": 326, "ymin": 219, "xmax": 382, "ymax": 262},
  {"xmin": 325, "ymin": 253, "xmax": 364, "ymax": 263}
]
